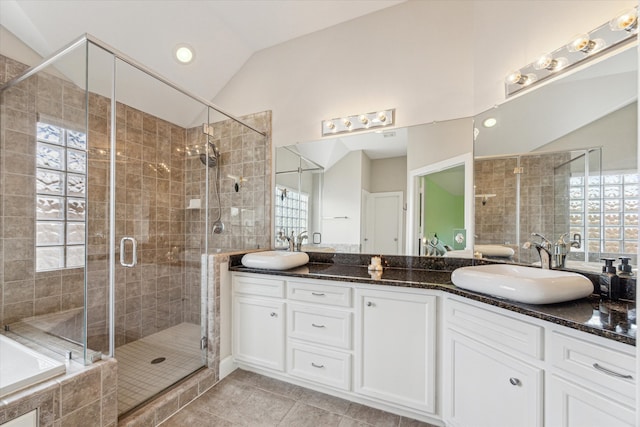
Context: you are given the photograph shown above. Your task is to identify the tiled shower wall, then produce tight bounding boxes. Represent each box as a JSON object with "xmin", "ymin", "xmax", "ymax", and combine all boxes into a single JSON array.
[
  {"xmin": 0, "ymin": 55, "xmax": 89, "ymax": 330},
  {"xmin": 183, "ymin": 111, "xmax": 272, "ymax": 324},
  {"xmin": 474, "ymin": 152, "xmax": 570, "ymax": 264},
  {"xmin": 1, "ymin": 53, "xmax": 271, "ymax": 355}
]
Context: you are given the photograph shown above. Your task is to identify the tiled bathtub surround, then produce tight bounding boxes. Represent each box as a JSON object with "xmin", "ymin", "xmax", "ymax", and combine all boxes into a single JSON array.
[{"xmin": 0, "ymin": 341, "xmax": 117, "ymax": 427}]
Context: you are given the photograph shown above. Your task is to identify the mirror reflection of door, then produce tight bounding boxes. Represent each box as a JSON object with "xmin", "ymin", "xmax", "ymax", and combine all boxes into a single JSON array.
[
  {"xmin": 362, "ymin": 191, "xmax": 403, "ymax": 254},
  {"xmin": 422, "ymin": 165, "xmax": 465, "ymax": 252}
]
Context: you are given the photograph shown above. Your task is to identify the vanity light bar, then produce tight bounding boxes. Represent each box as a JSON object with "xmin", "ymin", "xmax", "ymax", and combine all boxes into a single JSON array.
[
  {"xmin": 505, "ymin": 6, "xmax": 638, "ymax": 97},
  {"xmin": 322, "ymin": 109, "xmax": 395, "ymax": 136}
]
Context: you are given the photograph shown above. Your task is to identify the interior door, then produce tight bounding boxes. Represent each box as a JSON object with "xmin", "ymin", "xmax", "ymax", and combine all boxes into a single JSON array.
[{"xmin": 365, "ymin": 191, "xmax": 403, "ymax": 254}]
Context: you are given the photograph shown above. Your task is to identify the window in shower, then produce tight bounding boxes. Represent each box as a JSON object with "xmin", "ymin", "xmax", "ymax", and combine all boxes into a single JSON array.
[
  {"xmin": 569, "ymin": 172, "xmax": 639, "ymax": 257},
  {"xmin": 275, "ymin": 186, "xmax": 308, "ymax": 242},
  {"xmin": 35, "ymin": 121, "xmax": 87, "ymax": 271}
]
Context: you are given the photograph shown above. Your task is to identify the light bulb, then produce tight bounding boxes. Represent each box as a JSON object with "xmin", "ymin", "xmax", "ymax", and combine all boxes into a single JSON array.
[
  {"xmin": 567, "ymin": 35, "xmax": 604, "ymax": 54},
  {"xmin": 343, "ymin": 119, "xmax": 352, "ymax": 128},
  {"xmin": 505, "ymin": 71, "xmax": 536, "ymax": 86},
  {"xmin": 482, "ymin": 117, "xmax": 497, "ymax": 128},
  {"xmin": 377, "ymin": 112, "xmax": 387, "ymax": 122},
  {"xmin": 359, "ymin": 115, "xmax": 369, "ymax": 125},
  {"xmin": 610, "ymin": 8, "xmax": 638, "ymax": 32},
  {"xmin": 326, "ymin": 121, "xmax": 336, "ymax": 130},
  {"xmin": 505, "ymin": 70, "xmax": 523, "ymax": 85},
  {"xmin": 174, "ymin": 44, "xmax": 195, "ymax": 64},
  {"xmin": 533, "ymin": 54, "xmax": 568, "ymax": 72},
  {"xmin": 567, "ymin": 34, "xmax": 592, "ymax": 52}
]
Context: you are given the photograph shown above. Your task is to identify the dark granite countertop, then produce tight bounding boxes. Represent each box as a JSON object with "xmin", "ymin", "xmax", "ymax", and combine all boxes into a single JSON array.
[{"xmin": 229, "ymin": 253, "xmax": 636, "ymax": 346}]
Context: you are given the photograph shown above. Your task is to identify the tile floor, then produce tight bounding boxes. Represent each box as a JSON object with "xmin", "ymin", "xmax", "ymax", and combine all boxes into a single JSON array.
[
  {"xmin": 117, "ymin": 322, "xmax": 204, "ymax": 414},
  {"xmin": 161, "ymin": 369, "xmax": 438, "ymax": 427}
]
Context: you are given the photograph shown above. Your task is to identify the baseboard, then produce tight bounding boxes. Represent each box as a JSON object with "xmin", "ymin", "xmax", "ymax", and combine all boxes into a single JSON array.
[{"xmin": 220, "ymin": 355, "xmax": 237, "ymax": 380}]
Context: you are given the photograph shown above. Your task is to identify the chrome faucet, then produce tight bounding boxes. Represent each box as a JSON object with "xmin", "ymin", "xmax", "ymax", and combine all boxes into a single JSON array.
[
  {"xmin": 553, "ymin": 233, "xmax": 582, "ymax": 268},
  {"xmin": 277, "ymin": 229, "xmax": 308, "ymax": 251},
  {"xmin": 529, "ymin": 232, "xmax": 553, "ymax": 269},
  {"xmin": 295, "ymin": 231, "xmax": 308, "ymax": 252},
  {"xmin": 277, "ymin": 229, "xmax": 295, "ymax": 251},
  {"xmin": 525, "ymin": 232, "xmax": 582, "ymax": 269}
]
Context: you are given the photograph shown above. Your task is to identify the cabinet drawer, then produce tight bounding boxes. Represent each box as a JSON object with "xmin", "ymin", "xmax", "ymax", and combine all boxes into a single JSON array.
[
  {"xmin": 288, "ymin": 304, "xmax": 352, "ymax": 349},
  {"xmin": 549, "ymin": 331, "xmax": 635, "ymax": 407},
  {"xmin": 446, "ymin": 299, "xmax": 543, "ymax": 360},
  {"xmin": 287, "ymin": 281, "xmax": 352, "ymax": 307},
  {"xmin": 233, "ymin": 274, "xmax": 285, "ymax": 298},
  {"xmin": 288, "ymin": 342, "xmax": 351, "ymax": 390}
]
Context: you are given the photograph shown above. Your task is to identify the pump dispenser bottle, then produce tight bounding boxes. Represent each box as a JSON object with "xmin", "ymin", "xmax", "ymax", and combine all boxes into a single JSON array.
[
  {"xmin": 600, "ymin": 258, "xmax": 620, "ymax": 301},
  {"xmin": 617, "ymin": 257, "xmax": 634, "ymax": 301}
]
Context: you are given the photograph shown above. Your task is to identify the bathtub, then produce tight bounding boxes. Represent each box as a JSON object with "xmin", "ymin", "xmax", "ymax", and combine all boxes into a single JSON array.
[{"xmin": 0, "ymin": 334, "xmax": 66, "ymax": 397}]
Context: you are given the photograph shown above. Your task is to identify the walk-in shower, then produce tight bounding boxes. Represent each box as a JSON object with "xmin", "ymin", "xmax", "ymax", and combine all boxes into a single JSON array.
[{"xmin": 0, "ymin": 34, "xmax": 267, "ymax": 417}]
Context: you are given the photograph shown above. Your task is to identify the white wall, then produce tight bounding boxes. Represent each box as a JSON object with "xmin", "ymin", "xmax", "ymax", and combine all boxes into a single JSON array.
[
  {"xmin": 371, "ymin": 156, "xmax": 407, "ymax": 194},
  {"xmin": 214, "ymin": 0, "xmax": 636, "ymax": 149},
  {"xmin": 322, "ymin": 150, "xmax": 365, "ymax": 245},
  {"xmin": 407, "ymin": 118, "xmax": 473, "ymax": 172},
  {"xmin": 213, "ymin": 0, "xmax": 475, "ymax": 147},
  {"xmin": 472, "ymin": 0, "xmax": 636, "ymax": 114}
]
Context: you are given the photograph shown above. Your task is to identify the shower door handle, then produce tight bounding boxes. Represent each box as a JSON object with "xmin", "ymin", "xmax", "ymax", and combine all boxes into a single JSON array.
[{"xmin": 120, "ymin": 237, "xmax": 138, "ymax": 268}]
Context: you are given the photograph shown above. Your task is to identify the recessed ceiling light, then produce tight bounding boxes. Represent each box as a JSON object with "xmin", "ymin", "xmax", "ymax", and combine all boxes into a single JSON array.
[
  {"xmin": 482, "ymin": 117, "xmax": 497, "ymax": 128},
  {"xmin": 174, "ymin": 44, "xmax": 195, "ymax": 64}
]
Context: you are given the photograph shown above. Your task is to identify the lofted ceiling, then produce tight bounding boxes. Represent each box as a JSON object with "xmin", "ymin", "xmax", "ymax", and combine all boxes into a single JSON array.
[{"xmin": 0, "ymin": 0, "xmax": 405, "ymax": 127}]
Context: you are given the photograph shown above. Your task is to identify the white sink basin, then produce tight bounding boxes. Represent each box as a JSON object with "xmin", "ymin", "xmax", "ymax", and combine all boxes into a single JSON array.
[
  {"xmin": 451, "ymin": 264, "xmax": 594, "ymax": 304},
  {"xmin": 241, "ymin": 251, "xmax": 309, "ymax": 270}
]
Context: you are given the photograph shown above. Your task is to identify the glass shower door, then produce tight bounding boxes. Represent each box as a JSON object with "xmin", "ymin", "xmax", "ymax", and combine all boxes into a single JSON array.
[{"xmin": 112, "ymin": 57, "xmax": 208, "ymax": 415}]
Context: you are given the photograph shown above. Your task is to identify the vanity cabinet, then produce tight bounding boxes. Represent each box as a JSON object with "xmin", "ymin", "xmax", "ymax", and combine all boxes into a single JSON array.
[
  {"xmin": 547, "ymin": 331, "xmax": 636, "ymax": 427},
  {"xmin": 286, "ymin": 279, "xmax": 354, "ymax": 390},
  {"xmin": 354, "ymin": 288, "xmax": 437, "ymax": 414},
  {"xmin": 444, "ymin": 298, "xmax": 544, "ymax": 427},
  {"xmin": 231, "ymin": 272, "xmax": 636, "ymax": 427},
  {"xmin": 232, "ymin": 275, "xmax": 286, "ymax": 371}
]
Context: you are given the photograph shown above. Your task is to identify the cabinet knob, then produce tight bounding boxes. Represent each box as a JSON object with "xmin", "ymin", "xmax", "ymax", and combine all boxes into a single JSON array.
[
  {"xmin": 366, "ymin": 301, "xmax": 373, "ymax": 307},
  {"xmin": 270, "ymin": 312, "xmax": 277, "ymax": 317},
  {"xmin": 509, "ymin": 377, "xmax": 521, "ymax": 386}
]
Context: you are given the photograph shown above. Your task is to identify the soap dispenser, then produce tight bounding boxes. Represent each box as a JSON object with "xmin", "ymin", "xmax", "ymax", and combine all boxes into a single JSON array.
[
  {"xmin": 618, "ymin": 257, "xmax": 633, "ymax": 277},
  {"xmin": 617, "ymin": 257, "xmax": 634, "ymax": 301},
  {"xmin": 600, "ymin": 258, "xmax": 620, "ymax": 301}
]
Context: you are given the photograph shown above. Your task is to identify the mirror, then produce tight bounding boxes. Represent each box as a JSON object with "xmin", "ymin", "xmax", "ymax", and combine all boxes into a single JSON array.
[
  {"xmin": 473, "ymin": 46, "xmax": 638, "ymax": 269},
  {"xmin": 275, "ymin": 120, "xmax": 473, "ymax": 255}
]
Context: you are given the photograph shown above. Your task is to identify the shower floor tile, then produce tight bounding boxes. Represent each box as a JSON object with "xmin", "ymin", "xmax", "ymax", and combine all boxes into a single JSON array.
[{"xmin": 116, "ymin": 322, "xmax": 204, "ymax": 415}]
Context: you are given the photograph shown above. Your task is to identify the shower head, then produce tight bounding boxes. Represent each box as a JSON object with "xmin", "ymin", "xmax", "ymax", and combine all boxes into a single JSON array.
[{"xmin": 199, "ymin": 141, "xmax": 219, "ymax": 168}]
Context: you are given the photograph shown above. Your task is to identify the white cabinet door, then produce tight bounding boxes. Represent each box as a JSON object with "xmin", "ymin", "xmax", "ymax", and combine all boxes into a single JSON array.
[
  {"xmin": 447, "ymin": 331, "xmax": 543, "ymax": 427},
  {"xmin": 354, "ymin": 289, "xmax": 436, "ymax": 413},
  {"xmin": 547, "ymin": 374, "xmax": 635, "ymax": 427},
  {"xmin": 233, "ymin": 295, "xmax": 285, "ymax": 371}
]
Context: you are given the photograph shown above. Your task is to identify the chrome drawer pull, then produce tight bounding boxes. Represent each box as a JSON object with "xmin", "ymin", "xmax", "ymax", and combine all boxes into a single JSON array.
[
  {"xmin": 311, "ymin": 323, "xmax": 326, "ymax": 328},
  {"xmin": 509, "ymin": 377, "xmax": 521, "ymax": 386},
  {"xmin": 311, "ymin": 292, "xmax": 325, "ymax": 296},
  {"xmin": 311, "ymin": 362, "xmax": 324, "ymax": 368},
  {"xmin": 593, "ymin": 363, "xmax": 633, "ymax": 379}
]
